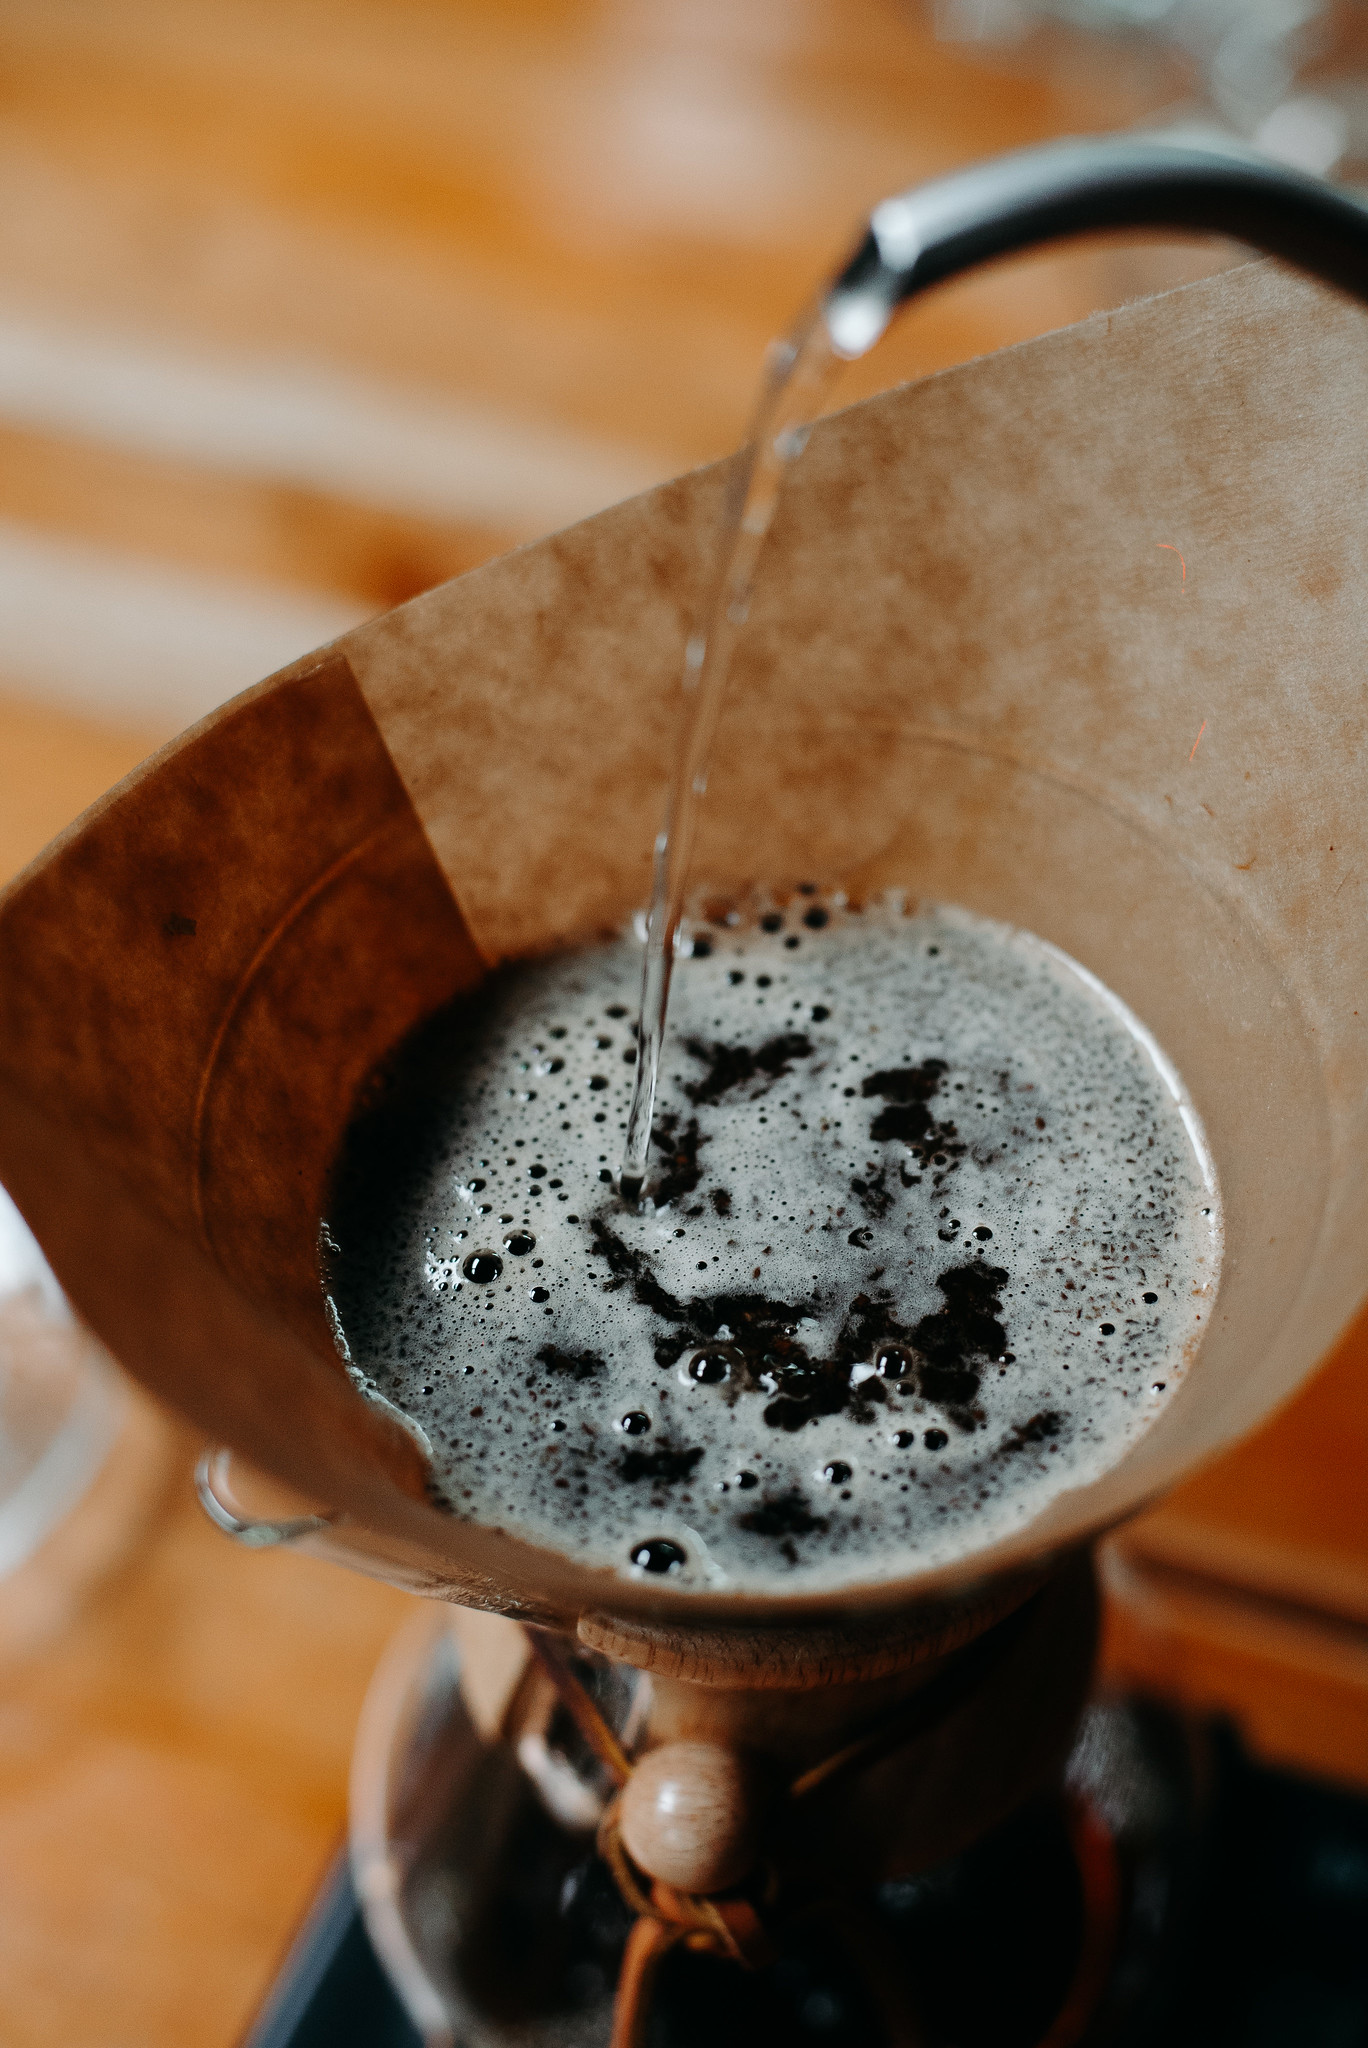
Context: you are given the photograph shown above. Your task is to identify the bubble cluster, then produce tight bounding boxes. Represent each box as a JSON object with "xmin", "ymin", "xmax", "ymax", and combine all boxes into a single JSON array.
[{"xmin": 326, "ymin": 898, "xmax": 1221, "ymax": 1594}]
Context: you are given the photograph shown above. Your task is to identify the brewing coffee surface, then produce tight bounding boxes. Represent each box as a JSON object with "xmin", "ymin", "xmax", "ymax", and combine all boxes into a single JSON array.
[{"xmin": 326, "ymin": 899, "xmax": 1220, "ymax": 1593}]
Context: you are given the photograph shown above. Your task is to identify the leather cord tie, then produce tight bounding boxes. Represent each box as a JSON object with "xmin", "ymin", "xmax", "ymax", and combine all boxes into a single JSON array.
[{"xmin": 597, "ymin": 1798, "xmax": 776, "ymax": 2048}]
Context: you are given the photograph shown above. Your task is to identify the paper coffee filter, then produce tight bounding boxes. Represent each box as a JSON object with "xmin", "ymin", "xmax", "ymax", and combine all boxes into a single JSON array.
[{"xmin": 0, "ymin": 256, "xmax": 1362, "ymax": 1627}]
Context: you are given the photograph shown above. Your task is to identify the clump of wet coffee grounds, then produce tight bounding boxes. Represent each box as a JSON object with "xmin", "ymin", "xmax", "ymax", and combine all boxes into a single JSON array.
[{"xmin": 325, "ymin": 897, "xmax": 1221, "ymax": 1595}]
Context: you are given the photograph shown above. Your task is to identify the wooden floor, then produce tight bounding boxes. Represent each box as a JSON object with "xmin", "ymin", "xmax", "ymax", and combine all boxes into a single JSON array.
[{"xmin": 0, "ymin": 5, "xmax": 1362, "ymax": 2045}]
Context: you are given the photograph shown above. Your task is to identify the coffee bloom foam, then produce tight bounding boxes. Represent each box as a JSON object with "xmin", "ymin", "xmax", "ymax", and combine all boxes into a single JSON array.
[{"xmin": 326, "ymin": 896, "xmax": 1221, "ymax": 1595}]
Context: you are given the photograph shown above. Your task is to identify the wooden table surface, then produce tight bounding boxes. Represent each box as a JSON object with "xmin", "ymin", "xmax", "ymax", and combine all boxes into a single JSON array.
[{"xmin": 0, "ymin": 6, "xmax": 1363, "ymax": 2045}]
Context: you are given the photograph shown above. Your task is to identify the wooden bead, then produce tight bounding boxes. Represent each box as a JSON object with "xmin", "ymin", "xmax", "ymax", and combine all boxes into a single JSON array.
[{"xmin": 618, "ymin": 1740, "xmax": 759, "ymax": 1894}]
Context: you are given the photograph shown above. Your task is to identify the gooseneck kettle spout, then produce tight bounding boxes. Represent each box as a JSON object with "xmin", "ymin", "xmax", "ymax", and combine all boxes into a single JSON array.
[{"xmin": 825, "ymin": 132, "xmax": 1368, "ymax": 359}]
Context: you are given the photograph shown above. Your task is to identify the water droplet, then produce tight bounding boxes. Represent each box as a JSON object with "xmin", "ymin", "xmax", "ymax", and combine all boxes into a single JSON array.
[
  {"xmin": 528, "ymin": 1163, "xmax": 547, "ymax": 1178},
  {"xmin": 803, "ymin": 907, "xmax": 829, "ymax": 929},
  {"xmin": 821, "ymin": 1460, "xmax": 852, "ymax": 1484},
  {"xmin": 974, "ymin": 1226, "xmax": 993, "ymax": 1241},
  {"xmin": 735, "ymin": 1471, "xmax": 758, "ymax": 1490},
  {"xmin": 689, "ymin": 1347, "xmax": 736, "ymax": 1385},
  {"xmin": 1099, "ymin": 1323, "xmax": 1115, "ymax": 1336},
  {"xmin": 618, "ymin": 1411, "xmax": 651, "ymax": 1435},
  {"xmin": 924, "ymin": 1429, "xmax": 948, "ymax": 1451},
  {"xmin": 606, "ymin": 1004, "xmax": 628, "ymax": 1018},
  {"xmin": 550, "ymin": 1419, "xmax": 567, "ymax": 1433},
  {"xmin": 462, "ymin": 1252, "xmax": 503, "ymax": 1283},
  {"xmin": 529, "ymin": 1286, "xmax": 550, "ymax": 1303},
  {"xmin": 890, "ymin": 1429, "xmax": 916, "ymax": 1448},
  {"xmin": 1151, "ymin": 1381, "xmax": 1167, "ymax": 1394},
  {"xmin": 631, "ymin": 1537, "xmax": 686, "ymax": 1574},
  {"xmin": 589, "ymin": 1076, "xmax": 609, "ymax": 1092},
  {"xmin": 875, "ymin": 1344, "xmax": 911, "ymax": 1379},
  {"xmin": 503, "ymin": 1231, "xmax": 535, "ymax": 1256},
  {"xmin": 811, "ymin": 1004, "xmax": 830, "ymax": 1022},
  {"xmin": 1143, "ymin": 1291, "xmax": 1158, "ymax": 1304}
]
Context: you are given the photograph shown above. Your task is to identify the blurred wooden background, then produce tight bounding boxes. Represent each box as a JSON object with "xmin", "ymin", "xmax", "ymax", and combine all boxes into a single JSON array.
[{"xmin": 0, "ymin": 4, "xmax": 1361, "ymax": 2045}]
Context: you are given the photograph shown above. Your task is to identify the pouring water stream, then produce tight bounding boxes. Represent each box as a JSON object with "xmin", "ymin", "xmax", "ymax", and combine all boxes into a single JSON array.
[{"xmin": 618, "ymin": 308, "xmax": 857, "ymax": 1204}]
